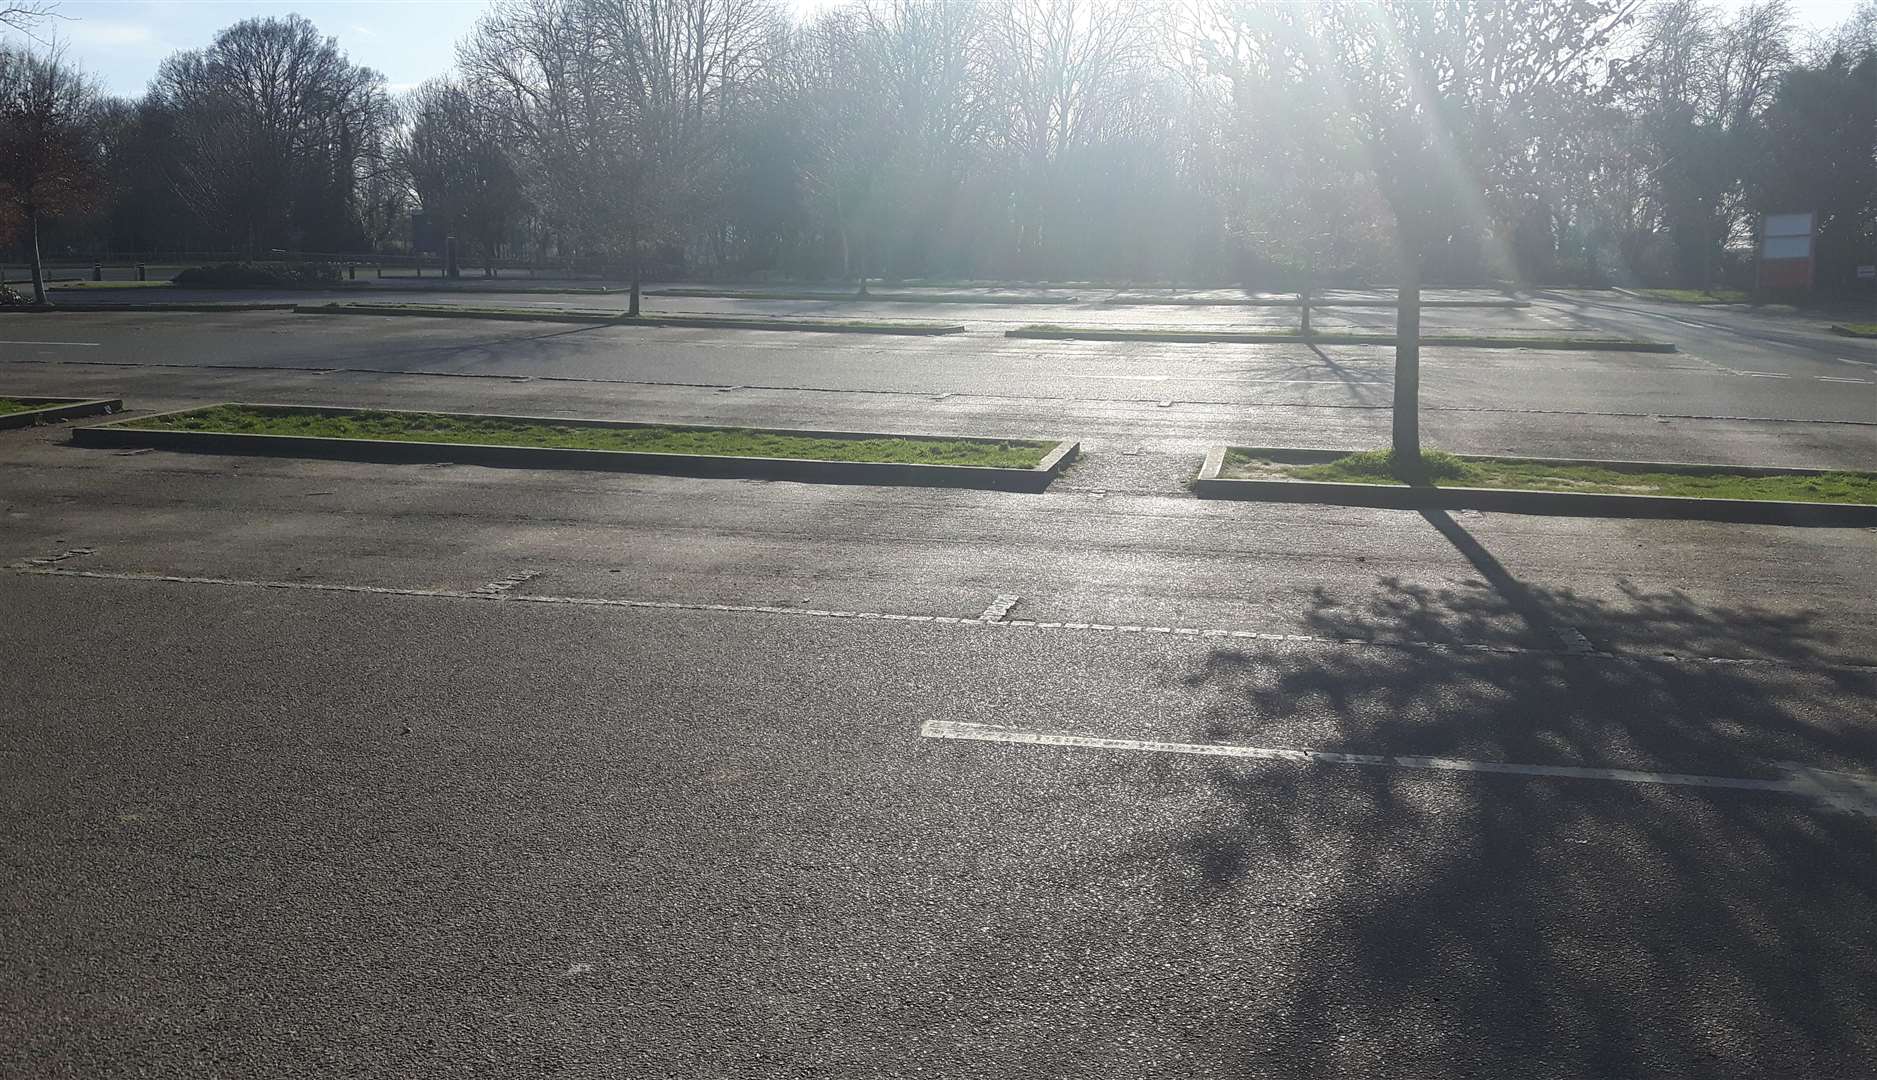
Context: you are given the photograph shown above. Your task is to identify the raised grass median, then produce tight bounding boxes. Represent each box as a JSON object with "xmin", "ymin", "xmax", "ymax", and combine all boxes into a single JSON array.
[
  {"xmin": 76, "ymin": 404, "xmax": 1076, "ymax": 490},
  {"xmin": 1195, "ymin": 447, "xmax": 1877, "ymax": 524},
  {"xmin": 645, "ymin": 287, "xmax": 1080, "ymax": 304},
  {"xmin": 296, "ymin": 302, "xmax": 966, "ymax": 334},
  {"xmin": 1006, "ymin": 325, "xmax": 1675, "ymax": 351},
  {"xmin": 0, "ymin": 396, "xmax": 123, "ymax": 429}
]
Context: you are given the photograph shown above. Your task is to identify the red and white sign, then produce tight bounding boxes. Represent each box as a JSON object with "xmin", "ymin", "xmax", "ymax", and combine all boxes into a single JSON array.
[{"xmin": 1758, "ymin": 212, "xmax": 1815, "ymax": 291}]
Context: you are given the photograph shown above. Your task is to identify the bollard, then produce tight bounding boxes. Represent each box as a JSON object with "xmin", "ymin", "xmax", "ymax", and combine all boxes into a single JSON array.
[
  {"xmin": 136, "ymin": 264, "xmax": 147, "ymax": 281},
  {"xmin": 348, "ymin": 264, "xmax": 356, "ymax": 280},
  {"xmin": 92, "ymin": 263, "xmax": 103, "ymax": 282},
  {"xmin": 376, "ymin": 264, "xmax": 383, "ymax": 279}
]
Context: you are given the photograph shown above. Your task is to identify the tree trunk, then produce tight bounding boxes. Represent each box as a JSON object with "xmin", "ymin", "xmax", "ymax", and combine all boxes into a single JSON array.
[
  {"xmin": 27, "ymin": 208, "xmax": 47, "ymax": 306},
  {"xmin": 1392, "ymin": 256, "xmax": 1422, "ymax": 468},
  {"xmin": 628, "ymin": 242, "xmax": 642, "ymax": 318}
]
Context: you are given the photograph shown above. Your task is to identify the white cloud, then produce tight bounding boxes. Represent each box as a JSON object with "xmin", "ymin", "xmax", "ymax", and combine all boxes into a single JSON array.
[
  {"xmin": 62, "ymin": 19, "xmax": 162, "ymax": 49},
  {"xmin": 350, "ymin": 24, "xmax": 379, "ymax": 40}
]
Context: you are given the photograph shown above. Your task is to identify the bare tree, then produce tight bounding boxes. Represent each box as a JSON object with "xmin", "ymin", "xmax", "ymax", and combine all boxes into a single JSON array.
[
  {"xmin": 1320, "ymin": 0, "xmax": 1637, "ymax": 464},
  {"xmin": 153, "ymin": 15, "xmax": 391, "ymax": 254},
  {"xmin": 460, "ymin": 0, "xmax": 637, "ymax": 292},
  {"xmin": 462, "ymin": 0, "xmax": 779, "ymax": 304},
  {"xmin": 992, "ymin": 0, "xmax": 1157, "ymax": 273},
  {"xmin": 0, "ymin": 2, "xmax": 57, "ymax": 35},
  {"xmin": 399, "ymin": 78, "xmax": 528, "ymax": 274},
  {"xmin": 0, "ymin": 44, "xmax": 100, "ymax": 304}
]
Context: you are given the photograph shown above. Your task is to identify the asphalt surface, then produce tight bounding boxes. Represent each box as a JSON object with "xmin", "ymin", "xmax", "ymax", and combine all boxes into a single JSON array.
[{"xmin": 3, "ymin": 289, "xmax": 1876, "ymax": 1078}]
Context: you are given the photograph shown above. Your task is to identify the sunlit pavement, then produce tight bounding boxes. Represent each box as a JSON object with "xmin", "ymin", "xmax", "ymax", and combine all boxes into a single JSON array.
[{"xmin": 2, "ymin": 296, "xmax": 1874, "ymax": 1077}]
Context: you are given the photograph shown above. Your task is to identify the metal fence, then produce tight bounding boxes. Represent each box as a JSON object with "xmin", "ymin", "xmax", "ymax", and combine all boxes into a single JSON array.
[{"xmin": 1, "ymin": 252, "xmax": 620, "ymax": 285}]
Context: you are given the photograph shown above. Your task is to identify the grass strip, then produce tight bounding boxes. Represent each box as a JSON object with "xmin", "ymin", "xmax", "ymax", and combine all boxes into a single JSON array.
[
  {"xmin": 1224, "ymin": 448, "xmax": 1877, "ymax": 505},
  {"xmin": 123, "ymin": 405, "xmax": 1053, "ymax": 469},
  {"xmin": 1630, "ymin": 288, "xmax": 1749, "ymax": 304},
  {"xmin": 297, "ymin": 302, "xmax": 963, "ymax": 334},
  {"xmin": 1103, "ymin": 297, "xmax": 1529, "ymax": 308},
  {"xmin": 1010, "ymin": 325, "xmax": 1672, "ymax": 351},
  {"xmin": 647, "ymin": 287, "xmax": 1079, "ymax": 304},
  {"xmin": 1829, "ymin": 323, "xmax": 1877, "ymax": 338},
  {"xmin": 0, "ymin": 397, "xmax": 45, "ymax": 415}
]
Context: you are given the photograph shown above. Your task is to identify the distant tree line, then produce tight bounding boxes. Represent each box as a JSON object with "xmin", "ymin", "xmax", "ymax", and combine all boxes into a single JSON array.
[{"xmin": 2, "ymin": 0, "xmax": 1873, "ymax": 291}]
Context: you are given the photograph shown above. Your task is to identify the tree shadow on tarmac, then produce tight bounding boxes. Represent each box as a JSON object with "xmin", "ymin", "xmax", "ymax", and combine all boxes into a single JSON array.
[{"xmin": 1152, "ymin": 510, "xmax": 1877, "ymax": 1078}]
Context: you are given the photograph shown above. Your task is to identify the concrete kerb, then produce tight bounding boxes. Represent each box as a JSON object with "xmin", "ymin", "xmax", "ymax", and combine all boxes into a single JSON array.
[
  {"xmin": 1610, "ymin": 287, "xmax": 1744, "ymax": 306},
  {"xmin": 1, "ymin": 302, "xmax": 299, "ymax": 313},
  {"xmin": 71, "ymin": 404, "xmax": 1080, "ymax": 493},
  {"xmin": 646, "ymin": 288, "xmax": 1082, "ymax": 305},
  {"xmin": 294, "ymin": 302, "xmax": 968, "ymax": 336},
  {"xmin": 1193, "ymin": 445, "xmax": 1877, "ymax": 526},
  {"xmin": 1098, "ymin": 297, "xmax": 1532, "ymax": 309},
  {"xmin": 1007, "ymin": 327, "xmax": 1677, "ymax": 351},
  {"xmin": 0, "ymin": 397, "xmax": 123, "ymax": 430}
]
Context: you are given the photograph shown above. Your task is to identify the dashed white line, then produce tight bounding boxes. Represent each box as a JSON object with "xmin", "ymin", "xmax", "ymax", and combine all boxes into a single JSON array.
[
  {"xmin": 918, "ymin": 720, "xmax": 1877, "ymax": 816},
  {"xmin": 979, "ymin": 593, "xmax": 1021, "ymax": 622},
  {"xmin": 12, "ymin": 566, "xmax": 1874, "ymax": 673},
  {"xmin": 475, "ymin": 568, "xmax": 543, "ymax": 595},
  {"xmin": 0, "ymin": 339, "xmax": 101, "ymax": 347},
  {"xmin": 1741, "ymin": 371, "xmax": 1791, "ymax": 379},
  {"xmin": 1815, "ymin": 376, "xmax": 1872, "ymax": 385}
]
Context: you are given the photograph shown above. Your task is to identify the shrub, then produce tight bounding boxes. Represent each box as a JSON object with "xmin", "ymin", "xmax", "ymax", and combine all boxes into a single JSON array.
[
  {"xmin": 173, "ymin": 261, "xmax": 344, "ymax": 288},
  {"xmin": 0, "ymin": 283, "xmax": 31, "ymax": 306}
]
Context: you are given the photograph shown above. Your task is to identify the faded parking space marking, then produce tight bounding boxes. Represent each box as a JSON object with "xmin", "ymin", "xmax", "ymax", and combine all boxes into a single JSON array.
[{"xmin": 919, "ymin": 720, "xmax": 1877, "ymax": 816}]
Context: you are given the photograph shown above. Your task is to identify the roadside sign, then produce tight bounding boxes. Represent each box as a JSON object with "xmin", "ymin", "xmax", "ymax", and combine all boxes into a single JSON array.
[{"xmin": 1758, "ymin": 212, "xmax": 1815, "ymax": 291}]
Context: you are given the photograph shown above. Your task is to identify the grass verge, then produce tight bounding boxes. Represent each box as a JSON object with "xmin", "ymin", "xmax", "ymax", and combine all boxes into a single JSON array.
[
  {"xmin": 0, "ymin": 397, "xmax": 42, "ymax": 415},
  {"xmin": 122, "ymin": 405, "xmax": 1053, "ymax": 468},
  {"xmin": 1103, "ymin": 296, "xmax": 1530, "ymax": 308},
  {"xmin": 1829, "ymin": 323, "xmax": 1877, "ymax": 338},
  {"xmin": 1009, "ymin": 325, "xmax": 1673, "ymax": 351},
  {"xmin": 647, "ymin": 287, "xmax": 1078, "ymax": 304},
  {"xmin": 1225, "ymin": 448, "xmax": 1877, "ymax": 505},
  {"xmin": 296, "ymin": 302, "xmax": 964, "ymax": 334},
  {"xmin": 1629, "ymin": 288, "xmax": 1750, "ymax": 304}
]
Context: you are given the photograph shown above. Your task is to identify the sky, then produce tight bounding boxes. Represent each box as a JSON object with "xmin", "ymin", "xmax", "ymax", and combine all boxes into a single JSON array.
[{"xmin": 9, "ymin": 0, "xmax": 1868, "ymax": 100}]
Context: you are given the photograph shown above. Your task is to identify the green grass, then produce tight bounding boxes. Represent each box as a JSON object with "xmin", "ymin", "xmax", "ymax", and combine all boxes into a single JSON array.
[
  {"xmin": 1104, "ymin": 296, "xmax": 1529, "ymax": 308},
  {"xmin": 299, "ymin": 302, "xmax": 962, "ymax": 334},
  {"xmin": 124, "ymin": 405, "xmax": 1053, "ymax": 468},
  {"xmin": 0, "ymin": 397, "xmax": 45, "ymax": 415},
  {"xmin": 1829, "ymin": 323, "xmax": 1877, "ymax": 338},
  {"xmin": 1223, "ymin": 448, "xmax": 1877, "ymax": 504},
  {"xmin": 1631, "ymin": 288, "xmax": 1750, "ymax": 304},
  {"xmin": 649, "ymin": 287, "xmax": 1078, "ymax": 304},
  {"xmin": 1010, "ymin": 325, "xmax": 1671, "ymax": 351}
]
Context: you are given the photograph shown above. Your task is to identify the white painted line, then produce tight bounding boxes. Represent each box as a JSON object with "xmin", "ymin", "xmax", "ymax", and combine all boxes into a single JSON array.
[
  {"xmin": 1815, "ymin": 376, "xmax": 1872, "ymax": 384},
  {"xmin": 919, "ymin": 721, "xmax": 1877, "ymax": 816},
  {"xmin": 5, "ymin": 547, "xmax": 94, "ymax": 570},
  {"xmin": 474, "ymin": 568, "xmax": 543, "ymax": 595},
  {"xmin": 0, "ymin": 339, "xmax": 101, "ymax": 347},
  {"xmin": 1741, "ymin": 371, "xmax": 1791, "ymax": 379},
  {"xmin": 1840, "ymin": 357, "xmax": 1875, "ymax": 368},
  {"xmin": 979, "ymin": 593, "xmax": 1020, "ymax": 623},
  {"xmin": 15, "ymin": 566, "xmax": 1875, "ymax": 674},
  {"xmin": 1554, "ymin": 626, "xmax": 1597, "ymax": 654}
]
